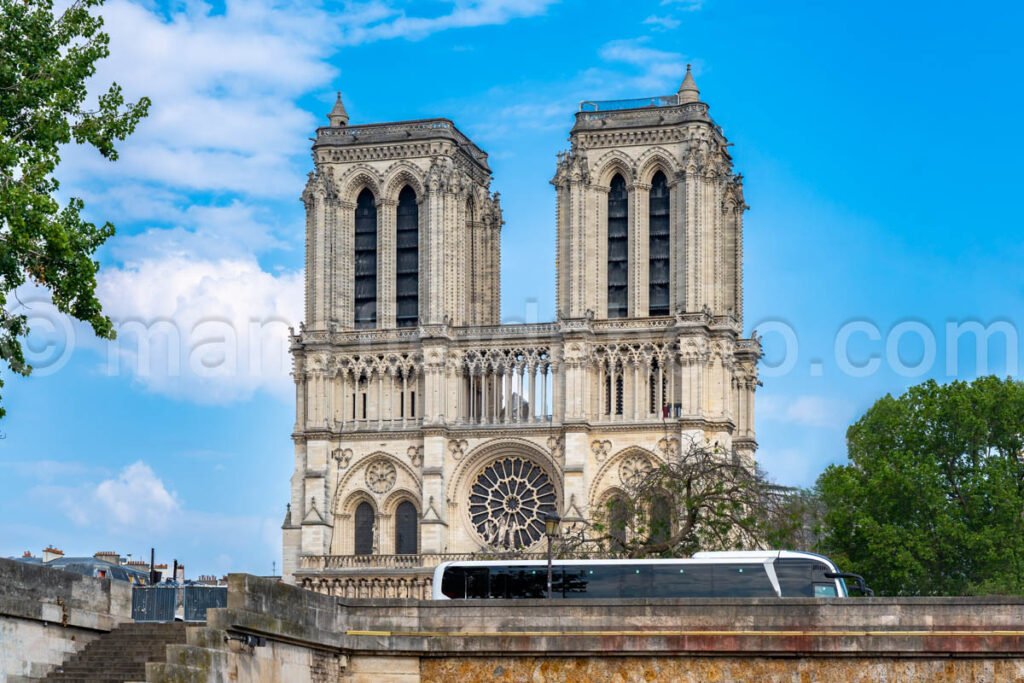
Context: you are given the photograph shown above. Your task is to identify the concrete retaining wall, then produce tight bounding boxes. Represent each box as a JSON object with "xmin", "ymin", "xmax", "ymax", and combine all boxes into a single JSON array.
[
  {"xmin": 146, "ymin": 573, "xmax": 1024, "ymax": 683},
  {"xmin": 0, "ymin": 557, "xmax": 132, "ymax": 681}
]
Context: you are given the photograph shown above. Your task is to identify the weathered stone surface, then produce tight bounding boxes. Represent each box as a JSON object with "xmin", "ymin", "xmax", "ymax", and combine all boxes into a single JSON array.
[
  {"xmin": 421, "ymin": 657, "xmax": 1024, "ymax": 683},
  {"xmin": 0, "ymin": 557, "xmax": 131, "ymax": 681},
  {"xmin": 142, "ymin": 575, "xmax": 1024, "ymax": 683}
]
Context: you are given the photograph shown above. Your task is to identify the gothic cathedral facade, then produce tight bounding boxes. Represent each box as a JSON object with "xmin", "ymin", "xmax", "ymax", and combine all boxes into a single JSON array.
[{"xmin": 283, "ymin": 68, "xmax": 761, "ymax": 595}]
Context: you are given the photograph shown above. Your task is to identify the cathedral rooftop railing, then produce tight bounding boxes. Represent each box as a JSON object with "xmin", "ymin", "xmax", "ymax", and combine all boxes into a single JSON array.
[
  {"xmin": 296, "ymin": 315, "xmax": 741, "ymax": 353},
  {"xmin": 579, "ymin": 95, "xmax": 679, "ymax": 112},
  {"xmin": 453, "ymin": 321, "xmax": 560, "ymax": 340},
  {"xmin": 573, "ymin": 99, "xmax": 718, "ymax": 134}
]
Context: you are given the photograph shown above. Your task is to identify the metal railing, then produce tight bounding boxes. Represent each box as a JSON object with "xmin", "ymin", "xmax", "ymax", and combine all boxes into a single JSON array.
[
  {"xmin": 579, "ymin": 95, "xmax": 678, "ymax": 112},
  {"xmin": 131, "ymin": 585, "xmax": 227, "ymax": 622}
]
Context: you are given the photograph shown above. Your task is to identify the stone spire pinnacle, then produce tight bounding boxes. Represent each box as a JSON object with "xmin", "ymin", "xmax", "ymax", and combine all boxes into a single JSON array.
[
  {"xmin": 327, "ymin": 91, "xmax": 349, "ymax": 127},
  {"xmin": 677, "ymin": 64, "xmax": 700, "ymax": 104}
]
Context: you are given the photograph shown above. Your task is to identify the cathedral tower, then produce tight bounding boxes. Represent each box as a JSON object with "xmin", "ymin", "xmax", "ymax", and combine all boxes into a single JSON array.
[
  {"xmin": 303, "ymin": 92, "xmax": 503, "ymax": 331},
  {"xmin": 553, "ymin": 66, "xmax": 745, "ymax": 321}
]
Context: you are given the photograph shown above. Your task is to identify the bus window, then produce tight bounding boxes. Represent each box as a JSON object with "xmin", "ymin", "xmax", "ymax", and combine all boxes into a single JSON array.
[
  {"xmin": 814, "ymin": 583, "xmax": 838, "ymax": 597},
  {"xmin": 617, "ymin": 565, "xmax": 650, "ymax": 597},
  {"xmin": 560, "ymin": 565, "xmax": 606, "ymax": 598},
  {"xmin": 560, "ymin": 566, "xmax": 589, "ymax": 596},
  {"xmin": 775, "ymin": 559, "xmax": 814, "ymax": 597},
  {"xmin": 650, "ymin": 564, "xmax": 714, "ymax": 597},
  {"xmin": 465, "ymin": 568, "xmax": 489, "ymax": 599},
  {"xmin": 713, "ymin": 564, "xmax": 776, "ymax": 597},
  {"xmin": 775, "ymin": 559, "xmax": 838, "ymax": 598},
  {"xmin": 489, "ymin": 568, "xmax": 509, "ymax": 599},
  {"xmin": 441, "ymin": 566, "xmax": 467, "ymax": 599},
  {"xmin": 440, "ymin": 566, "xmax": 488, "ymax": 598},
  {"xmin": 506, "ymin": 566, "xmax": 547, "ymax": 599},
  {"xmin": 561, "ymin": 565, "xmax": 651, "ymax": 599}
]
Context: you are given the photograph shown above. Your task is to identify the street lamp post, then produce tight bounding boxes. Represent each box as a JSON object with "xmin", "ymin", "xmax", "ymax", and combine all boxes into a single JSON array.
[{"xmin": 544, "ymin": 514, "xmax": 561, "ymax": 599}]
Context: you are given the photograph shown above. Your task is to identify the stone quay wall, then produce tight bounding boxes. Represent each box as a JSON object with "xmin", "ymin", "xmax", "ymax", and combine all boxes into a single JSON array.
[
  {"xmin": 0, "ymin": 557, "xmax": 132, "ymax": 681},
  {"xmin": 145, "ymin": 573, "xmax": 1024, "ymax": 682}
]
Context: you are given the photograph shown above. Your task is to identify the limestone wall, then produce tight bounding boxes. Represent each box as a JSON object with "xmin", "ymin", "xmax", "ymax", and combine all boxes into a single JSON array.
[
  {"xmin": 146, "ymin": 574, "xmax": 1024, "ymax": 683},
  {"xmin": 0, "ymin": 557, "xmax": 132, "ymax": 681},
  {"xmin": 422, "ymin": 657, "xmax": 1024, "ymax": 682}
]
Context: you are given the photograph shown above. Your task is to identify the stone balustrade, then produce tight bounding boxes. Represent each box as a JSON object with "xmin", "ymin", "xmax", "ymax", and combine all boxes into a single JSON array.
[
  {"xmin": 298, "ymin": 552, "xmax": 553, "ymax": 571},
  {"xmin": 299, "ymin": 572, "xmax": 433, "ymax": 600}
]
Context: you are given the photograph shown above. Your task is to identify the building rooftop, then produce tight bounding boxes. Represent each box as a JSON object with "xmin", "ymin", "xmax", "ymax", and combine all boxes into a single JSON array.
[
  {"xmin": 314, "ymin": 117, "xmax": 490, "ymax": 172},
  {"xmin": 571, "ymin": 65, "xmax": 719, "ymax": 135},
  {"xmin": 578, "ymin": 95, "xmax": 680, "ymax": 112}
]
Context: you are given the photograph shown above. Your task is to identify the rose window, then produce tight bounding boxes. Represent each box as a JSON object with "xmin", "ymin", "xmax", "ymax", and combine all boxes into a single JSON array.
[
  {"xmin": 469, "ymin": 457, "xmax": 557, "ymax": 550},
  {"xmin": 365, "ymin": 459, "xmax": 397, "ymax": 494},
  {"xmin": 619, "ymin": 453, "xmax": 653, "ymax": 487}
]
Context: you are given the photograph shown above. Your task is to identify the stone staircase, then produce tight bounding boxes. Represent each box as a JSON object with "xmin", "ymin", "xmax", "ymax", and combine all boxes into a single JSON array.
[{"xmin": 43, "ymin": 622, "xmax": 186, "ymax": 682}]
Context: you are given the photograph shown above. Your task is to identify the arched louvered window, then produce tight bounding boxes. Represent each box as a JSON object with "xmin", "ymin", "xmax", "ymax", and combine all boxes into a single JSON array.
[
  {"xmin": 395, "ymin": 186, "xmax": 419, "ymax": 327},
  {"xmin": 354, "ymin": 501, "xmax": 375, "ymax": 555},
  {"xmin": 648, "ymin": 171, "xmax": 670, "ymax": 316},
  {"xmin": 608, "ymin": 495, "xmax": 628, "ymax": 551},
  {"xmin": 649, "ymin": 493, "xmax": 672, "ymax": 545},
  {"xmin": 607, "ymin": 174, "xmax": 629, "ymax": 318},
  {"xmin": 354, "ymin": 189, "xmax": 377, "ymax": 328},
  {"xmin": 395, "ymin": 500, "xmax": 418, "ymax": 555},
  {"xmin": 605, "ymin": 365, "xmax": 624, "ymax": 416},
  {"xmin": 649, "ymin": 358, "xmax": 668, "ymax": 416}
]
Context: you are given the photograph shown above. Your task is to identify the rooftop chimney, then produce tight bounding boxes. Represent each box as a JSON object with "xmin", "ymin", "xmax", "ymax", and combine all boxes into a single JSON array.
[
  {"xmin": 42, "ymin": 546, "xmax": 64, "ymax": 563},
  {"xmin": 94, "ymin": 551, "xmax": 121, "ymax": 565}
]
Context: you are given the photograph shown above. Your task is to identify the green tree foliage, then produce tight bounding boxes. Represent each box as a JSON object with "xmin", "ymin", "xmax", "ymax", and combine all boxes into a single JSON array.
[
  {"xmin": 0, "ymin": 0, "xmax": 149, "ymax": 418},
  {"xmin": 817, "ymin": 376, "xmax": 1024, "ymax": 596}
]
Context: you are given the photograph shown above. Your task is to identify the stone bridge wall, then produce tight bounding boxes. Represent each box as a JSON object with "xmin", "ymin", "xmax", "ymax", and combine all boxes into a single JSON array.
[
  {"xmin": 147, "ymin": 573, "xmax": 1024, "ymax": 682},
  {"xmin": 0, "ymin": 557, "xmax": 132, "ymax": 681}
]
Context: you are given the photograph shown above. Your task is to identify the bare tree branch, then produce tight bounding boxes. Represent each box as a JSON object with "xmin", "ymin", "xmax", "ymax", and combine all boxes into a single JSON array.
[{"xmin": 556, "ymin": 437, "xmax": 810, "ymax": 559}]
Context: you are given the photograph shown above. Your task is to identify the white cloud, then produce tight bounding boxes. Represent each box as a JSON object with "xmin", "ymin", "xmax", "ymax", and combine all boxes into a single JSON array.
[
  {"xmin": 661, "ymin": 0, "xmax": 704, "ymax": 9},
  {"xmin": 643, "ymin": 15, "xmax": 681, "ymax": 30},
  {"xmin": 109, "ymin": 201, "xmax": 288, "ymax": 262},
  {"xmin": 52, "ymin": 0, "xmax": 318, "ymax": 404},
  {"xmin": 59, "ymin": 0, "xmax": 337, "ymax": 198},
  {"xmin": 338, "ymin": 0, "xmax": 560, "ymax": 45},
  {"xmin": 759, "ymin": 394, "xmax": 857, "ymax": 430},
  {"xmin": 36, "ymin": 461, "xmax": 280, "ymax": 574},
  {"xmin": 87, "ymin": 461, "xmax": 180, "ymax": 530},
  {"xmin": 99, "ymin": 255, "xmax": 302, "ymax": 404},
  {"xmin": 597, "ymin": 38, "xmax": 687, "ymax": 92}
]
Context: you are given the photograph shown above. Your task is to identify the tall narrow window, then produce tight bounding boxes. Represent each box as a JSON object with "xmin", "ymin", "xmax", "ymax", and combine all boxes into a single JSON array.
[
  {"xmin": 648, "ymin": 171, "xmax": 670, "ymax": 316},
  {"xmin": 354, "ymin": 502, "xmax": 375, "ymax": 555},
  {"xmin": 608, "ymin": 496, "xmax": 628, "ymax": 551},
  {"xmin": 354, "ymin": 189, "xmax": 377, "ymax": 328},
  {"xmin": 395, "ymin": 186, "xmax": 419, "ymax": 327},
  {"xmin": 605, "ymin": 368, "xmax": 624, "ymax": 416},
  {"xmin": 395, "ymin": 501, "xmax": 418, "ymax": 554},
  {"xmin": 607, "ymin": 174, "xmax": 629, "ymax": 318},
  {"xmin": 649, "ymin": 359, "xmax": 667, "ymax": 415},
  {"xmin": 649, "ymin": 493, "xmax": 672, "ymax": 545}
]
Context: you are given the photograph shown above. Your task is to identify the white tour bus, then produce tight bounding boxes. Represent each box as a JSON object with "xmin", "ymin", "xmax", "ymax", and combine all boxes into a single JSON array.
[{"xmin": 431, "ymin": 550, "xmax": 871, "ymax": 600}]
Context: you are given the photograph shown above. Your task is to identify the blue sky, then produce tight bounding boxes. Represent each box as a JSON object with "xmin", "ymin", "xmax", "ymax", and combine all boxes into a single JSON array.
[{"xmin": 1, "ymin": 0, "xmax": 1022, "ymax": 576}]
